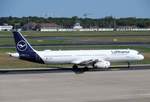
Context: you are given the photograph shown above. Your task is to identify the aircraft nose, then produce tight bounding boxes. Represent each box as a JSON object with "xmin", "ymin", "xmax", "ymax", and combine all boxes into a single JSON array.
[{"xmin": 138, "ymin": 54, "xmax": 144, "ymax": 60}]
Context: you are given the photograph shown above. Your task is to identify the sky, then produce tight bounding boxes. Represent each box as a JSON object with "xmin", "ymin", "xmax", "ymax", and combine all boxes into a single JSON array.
[{"xmin": 0, "ymin": 0, "xmax": 150, "ymax": 18}]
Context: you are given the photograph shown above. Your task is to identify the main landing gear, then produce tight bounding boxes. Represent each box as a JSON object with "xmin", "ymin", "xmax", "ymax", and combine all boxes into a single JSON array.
[
  {"xmin": 73, "ymin": 64, "xmax": 78, "ymax": 69},
  {"xmin": 128, "ymin": 62, "xmax": 130, "ymax": 68},
  {"xmin": 72, "ymin": 64, "xmax": 80, "ymax": 72},
  {"xmin": 72, "ymin": 65, "xmax": 89, "ymax": 73},
  {"xmin": 72, "ymin": 64, "xmax": 83, "ymax": 73},
  {"xmin": 72, "ymin": 64, "xmax": 89, "ymax": 70}
]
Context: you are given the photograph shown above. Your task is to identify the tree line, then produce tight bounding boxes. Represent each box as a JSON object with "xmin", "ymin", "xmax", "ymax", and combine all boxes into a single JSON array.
[{"xmin": 0, "ymin": 16, "xmax": 150, "ymax": 28}]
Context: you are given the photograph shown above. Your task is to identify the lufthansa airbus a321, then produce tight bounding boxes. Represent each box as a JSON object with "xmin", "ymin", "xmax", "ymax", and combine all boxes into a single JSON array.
[{"xmin": 8, "ymin": 31, "xmax": 144, "ymax": 69}]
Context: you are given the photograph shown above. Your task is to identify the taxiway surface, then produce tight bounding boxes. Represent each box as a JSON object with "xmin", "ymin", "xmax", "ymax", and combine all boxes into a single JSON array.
[{"xmin": 1, "ymin": 69, "xmax": 150, "ymax": 102}]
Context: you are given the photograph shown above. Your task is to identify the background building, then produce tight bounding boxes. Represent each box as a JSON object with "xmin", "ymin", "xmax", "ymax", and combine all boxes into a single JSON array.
[{"xmin": 0, "ymin": 24, "xmax": 13, "ymax": 31}]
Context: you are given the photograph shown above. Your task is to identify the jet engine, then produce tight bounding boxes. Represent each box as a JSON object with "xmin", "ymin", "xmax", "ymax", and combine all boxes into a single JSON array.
[{"xmin": 94, "ymin": 60, "xmax": 110, "ymax": 69}]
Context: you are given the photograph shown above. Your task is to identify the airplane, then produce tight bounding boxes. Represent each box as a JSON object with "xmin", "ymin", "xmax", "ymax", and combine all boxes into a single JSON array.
[{"xmin": 8, "ymin": 31, "xmax": 144, "ymax": 69}]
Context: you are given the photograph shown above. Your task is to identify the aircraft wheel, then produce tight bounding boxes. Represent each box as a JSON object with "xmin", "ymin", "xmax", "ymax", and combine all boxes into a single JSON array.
[
  {"xmin": 73, "ymin": 64, "xmax": 78, "ymax": 70},
  {"xmin": 84, "ymin": 66, "xmax": 89, "ymax": 71}
]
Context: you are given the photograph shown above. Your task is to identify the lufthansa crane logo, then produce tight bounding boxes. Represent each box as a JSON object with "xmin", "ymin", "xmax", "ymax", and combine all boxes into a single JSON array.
[{"xmin": 17, "ymin": 40, "xmax": 27, "ymax": 51}]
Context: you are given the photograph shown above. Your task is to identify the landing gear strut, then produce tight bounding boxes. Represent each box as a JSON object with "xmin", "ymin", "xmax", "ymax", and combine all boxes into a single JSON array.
[{"xmin": 128, "ymin": 62, "xmax": 130, "ymax": 68}]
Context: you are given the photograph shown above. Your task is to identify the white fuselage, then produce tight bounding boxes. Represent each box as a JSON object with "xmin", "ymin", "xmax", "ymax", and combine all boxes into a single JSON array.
[
  {"xmin": 37, "ymin": 49, "xmax": 144, "ymax": 64},
  {"xmin": 10, "ymin": 31, "xmax": 144, "ymax": 69}
]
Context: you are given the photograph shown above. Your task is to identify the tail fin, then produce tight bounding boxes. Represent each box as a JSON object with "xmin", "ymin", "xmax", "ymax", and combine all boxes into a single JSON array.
[{"xmin": 12, "ymin": 31, "xmax": 44, "ymax": 64}]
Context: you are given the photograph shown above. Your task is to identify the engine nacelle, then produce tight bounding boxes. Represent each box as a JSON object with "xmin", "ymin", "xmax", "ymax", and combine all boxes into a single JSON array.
[{"xmin": 94, "ymin": 61, "xmax": 110, "ymax": 69}]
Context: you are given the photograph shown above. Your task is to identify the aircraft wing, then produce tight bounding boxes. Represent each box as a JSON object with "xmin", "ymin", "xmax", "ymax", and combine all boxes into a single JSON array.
[
  {"xmin": 72, "ymin": 58, "xmax": 99, "ymax": 66},
  {"xmin": 72, "ymin": 58, "xmax": 111, "ymax": 68}
]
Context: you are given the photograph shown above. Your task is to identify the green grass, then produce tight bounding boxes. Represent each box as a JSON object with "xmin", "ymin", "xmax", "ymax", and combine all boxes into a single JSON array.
[
  {"xmin": 0, "ymin": 31, "xmax": 150, "ymax": 68},
  {"xmin": 0, "ymin": 35, "xmax": 150, "ymax": 46},
  {"xmin": 1, "ymin": 45, "xmax": 150, "ymax": 52},
  {"xmin": 0, "ymin": 31, "xmax": 150, "ymax": 46},
  {"xmin": 0, "ymin": 53, "xmax": 54, "ymax": 68},
  {"xmin": 0, "ymin": 45, "xmax": 150, "ymax": 68},
  {"xmin": 0, "ymin": 52, "xmax": 149, "ymax": 68},
  {"xmin": 1, "ymin": 31, "xmax": 150, "ymax": 37}
]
